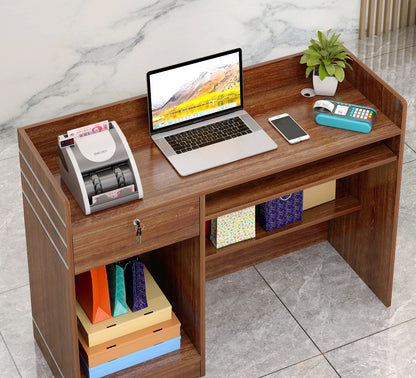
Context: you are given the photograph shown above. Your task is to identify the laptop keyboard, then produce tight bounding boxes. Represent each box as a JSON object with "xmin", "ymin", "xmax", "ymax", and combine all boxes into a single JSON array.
[{"xmin": 165, "ymin": 117, "xmax": 252, "ymax": 154}]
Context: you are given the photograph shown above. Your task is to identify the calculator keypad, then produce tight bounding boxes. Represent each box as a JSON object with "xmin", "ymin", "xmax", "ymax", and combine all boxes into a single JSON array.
[{"xmin": 349, "ymin": 107, "xmax": 374, "ymax": 121}]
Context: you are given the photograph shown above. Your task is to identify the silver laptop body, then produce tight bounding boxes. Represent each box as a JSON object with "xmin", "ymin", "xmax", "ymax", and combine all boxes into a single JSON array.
[{"xmin": 147, "ymin": 48, "xmax": 277, "ymax": 176}]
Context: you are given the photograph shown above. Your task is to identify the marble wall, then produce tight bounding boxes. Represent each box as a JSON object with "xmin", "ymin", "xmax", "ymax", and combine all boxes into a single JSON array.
[{"xmin": 0, "ymin": 0, "xmax": 360, "ymax": 130}]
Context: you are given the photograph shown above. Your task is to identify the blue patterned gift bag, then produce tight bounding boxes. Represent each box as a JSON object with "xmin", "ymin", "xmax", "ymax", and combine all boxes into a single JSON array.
[
  {"xmin": 121, "ymin": 258, "xmax": 148, "ymax": 312},
  {"xmin": 256, "ymin": 191, "xmax": 303, "ymax": 232}
]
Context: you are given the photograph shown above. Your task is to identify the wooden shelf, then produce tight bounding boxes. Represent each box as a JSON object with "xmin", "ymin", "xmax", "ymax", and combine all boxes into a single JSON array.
[
  {"xmin": 205, "ymin": 191, "xmax": 361, "ymax": 278},
  {"xmin": 205, "ymin": 142, "xmax": 395, "ymax": 220},
  {"xmin": 79, "ymin": 329, "xmax": 200, "ymax": 378}
]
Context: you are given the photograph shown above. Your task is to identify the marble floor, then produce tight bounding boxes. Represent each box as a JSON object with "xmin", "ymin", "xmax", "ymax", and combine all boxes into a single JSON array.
[{"xmin": 1, "ymin": 26, "xmax": 415, "ymax": 377}]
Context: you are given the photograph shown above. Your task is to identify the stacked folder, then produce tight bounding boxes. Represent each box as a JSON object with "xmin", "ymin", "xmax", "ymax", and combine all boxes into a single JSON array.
[{"xmin": 76, "ymin": 264, "xmax": 181, "ymax": 378}]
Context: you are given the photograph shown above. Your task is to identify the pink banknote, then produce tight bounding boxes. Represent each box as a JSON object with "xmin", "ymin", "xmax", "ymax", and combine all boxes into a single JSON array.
[
  {"xmin": 92, "ymin": 184, "xmax": 135, "ymax": 204},
  {"xmin": 67, "ymin": 120, "xmax": 109, "ymax": 138}
]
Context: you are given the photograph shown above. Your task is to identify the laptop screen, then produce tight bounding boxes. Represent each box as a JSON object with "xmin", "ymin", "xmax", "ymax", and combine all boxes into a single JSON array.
[{"xmin": 147, "ymin": 48, "xmax": 243, "ymax": 135}]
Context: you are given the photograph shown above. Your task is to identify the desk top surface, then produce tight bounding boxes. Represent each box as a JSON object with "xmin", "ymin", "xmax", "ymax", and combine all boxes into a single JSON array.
[{"xmin": 20, "ymin": 52, "xmax": 405, "ymax": 232}]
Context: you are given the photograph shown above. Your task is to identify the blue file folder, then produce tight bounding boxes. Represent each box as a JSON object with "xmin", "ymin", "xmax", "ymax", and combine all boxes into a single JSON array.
[{"xmin": 80, "ymin": 336, "xmax": 181, "ymax": 378}]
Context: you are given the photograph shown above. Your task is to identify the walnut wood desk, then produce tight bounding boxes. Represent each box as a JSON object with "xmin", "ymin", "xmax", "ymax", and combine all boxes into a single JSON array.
[{"xmin": 18, "ymin": 51, "xmax": 406, "ymax": 377}]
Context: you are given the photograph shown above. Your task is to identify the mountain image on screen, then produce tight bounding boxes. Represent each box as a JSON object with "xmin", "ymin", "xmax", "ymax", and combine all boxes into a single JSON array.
[{"xmin": 152, "ymin": 62, "xmax": 240, "ymax": 126}]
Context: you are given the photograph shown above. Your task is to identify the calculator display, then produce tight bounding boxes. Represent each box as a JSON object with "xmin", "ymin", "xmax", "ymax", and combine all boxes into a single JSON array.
[{"xmin": 334, "ymin": 105, "xmax": 349, "ymax": 116}]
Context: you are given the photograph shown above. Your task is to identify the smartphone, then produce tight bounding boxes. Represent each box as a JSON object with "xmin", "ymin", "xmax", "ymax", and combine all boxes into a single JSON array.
[{"xmin": 268, "ymin": 114, "xmax": 310, "ymax": 144}]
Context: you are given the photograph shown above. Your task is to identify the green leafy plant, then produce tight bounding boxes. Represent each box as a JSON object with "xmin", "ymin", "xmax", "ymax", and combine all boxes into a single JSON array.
[{"xmin": 300, "ymin": 29, "xmax": 352, "ymax": 82}]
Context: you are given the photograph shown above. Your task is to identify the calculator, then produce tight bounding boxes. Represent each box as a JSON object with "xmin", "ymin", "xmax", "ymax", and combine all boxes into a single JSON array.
[{"xmin": 313, "ymin": 100, "xmax": 377, "ymax": 133}]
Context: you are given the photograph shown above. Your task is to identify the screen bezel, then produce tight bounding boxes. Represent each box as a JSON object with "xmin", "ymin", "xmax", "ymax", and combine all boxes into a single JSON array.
[{"xmin": 146, "ymin": 48, "xmax": 243, "ymax": 136}]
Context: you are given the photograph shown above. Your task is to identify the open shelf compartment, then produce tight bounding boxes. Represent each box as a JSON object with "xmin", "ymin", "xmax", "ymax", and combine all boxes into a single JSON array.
[{"xmin": 205, "ymin": 141, "xmax": 397, "ymax": 221}]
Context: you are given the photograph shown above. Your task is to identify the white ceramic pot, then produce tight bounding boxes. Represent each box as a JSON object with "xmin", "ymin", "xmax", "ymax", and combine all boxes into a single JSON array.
[{"xmin": 313, "ymin": 71, "xmax": 338, "ymax": 96}]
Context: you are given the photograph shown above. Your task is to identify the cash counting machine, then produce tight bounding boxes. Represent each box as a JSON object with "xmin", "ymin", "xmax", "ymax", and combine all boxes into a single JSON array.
[{"xmin": 58, "ymin": 121, "xmax": 143, "ymax": 215}]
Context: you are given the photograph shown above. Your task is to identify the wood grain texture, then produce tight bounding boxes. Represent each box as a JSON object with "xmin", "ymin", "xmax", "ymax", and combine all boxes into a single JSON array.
[
  {"xmin": 345, "ymin": 49, "xmax": 407, "ymax": 129},
  {"xmin": 18, "ymin": 128, "xmax": 68, "ymax": 234},
  {"xmin": 206, "ymin": 223, "xmax": 328, "ymax": 281},
  {"xmin": 206, "ymin": 190, "xmax": 361, "ymax": 260},
  {"xmin": 145, "ymin": 237, "xmax": 203, "ymax": 376},
  {"xmin": 23, "ymin": 198, "xmax": 79, "ymax": 378},
  {"xmin": 205, "ymin": 142, "xmax": 395, "ymax": 220},
  {"xmin": 328, "ymin": 162, "xmax": 398, "ymax": 306},
  {"xmin": 20, "ymin": 156, "xmax": 67, "ymax": 243},
  {"xmin": 73, "ymin": 197, "xmax": 199, "ymax": 274}
]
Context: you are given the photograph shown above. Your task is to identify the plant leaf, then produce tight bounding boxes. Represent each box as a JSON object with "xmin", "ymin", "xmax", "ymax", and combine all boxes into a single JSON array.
[
  {"xmin": 309, "ymin": 52, "xmax": 322, "ymax": 59},
  {"xmin": 306, "ymin": 58, "xmax": 321, "ymax": 66},
  {"xmin": 329, "ymin": 32, "xmax": 340, "ymax": 46},
  {"xmin": 300, "ymin": 54, "xmax": 309, "ymax": 64},
  {"xmin": 310, "ymin": 39, "xmax": 322, "ymax": 51},
  {"xmin": 345, "ymin": 61, "xmax": 353, "ymax": 70},
  {"xmin": 305, "ymin": 65, "xmax": 315, "ymax": 78},
  {"xmin": 319, "ymin": 63, "xmax": 327, "ymax": 80},
  {"xmin": 334, "ymin": 60, "xmax": 345, "ymax": 68},
  {"xmin": 334, "ymin": 65, "xmax": 345, "ymax": 82},
  {"xmin": 317, "ymin": 30, "xmax": 326, "ymax": 47},
  {"xmin": 326, "ymin": 64, "xmax": 336, "ymax": 76}
]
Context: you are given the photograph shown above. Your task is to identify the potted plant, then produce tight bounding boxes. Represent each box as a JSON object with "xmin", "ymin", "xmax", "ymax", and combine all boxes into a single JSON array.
[{"xmin": 300, "ymin": 29, "xmax": 352, "ymax": 96}]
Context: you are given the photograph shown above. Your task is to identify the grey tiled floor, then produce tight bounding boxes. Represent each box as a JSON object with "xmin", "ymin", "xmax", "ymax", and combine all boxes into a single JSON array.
[{"xmin": 1, "ymin": 26, "xmax": 416, "ymax": 377}]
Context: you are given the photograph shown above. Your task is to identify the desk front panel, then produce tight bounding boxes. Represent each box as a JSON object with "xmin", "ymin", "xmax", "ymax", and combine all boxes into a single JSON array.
[{"xmin": 72, "ymin": 197, "xmax": 200, "ymax": 274}]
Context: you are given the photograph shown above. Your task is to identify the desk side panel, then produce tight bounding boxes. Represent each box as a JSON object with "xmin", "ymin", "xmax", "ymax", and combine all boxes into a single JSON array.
[
  {"xmin": 329, "ymin": 162, "xmax": 398, "ymax": 306},
  {"xmin": 346, "ymin": 51, "xmax": 406, "ymax": 129},
  {"xmin": 146, "ymin": 236, "xmax": 204, "ymax": 376},
  {"xmin": 18, "ymin": 128, "xmax": 79, "ymax": 377},
  {"xmin": 340, "ymin": 51, "xmax": 406, "ymax": 307},
  {"xmin": 23, "ymin": 196, "xmax": 79, "ymax": 377}
]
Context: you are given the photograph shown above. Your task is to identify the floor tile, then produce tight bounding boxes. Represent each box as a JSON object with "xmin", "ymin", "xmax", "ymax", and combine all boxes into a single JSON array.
[
  {"xmin": 0, "ymin": 127, "xmax": 19, "ymax": 161},
  {"xmin": 404, "ymin": 99, "xmax": 416, "ymax": 153},
  {"xmin": 0, "ymin": 334, "xmax": 19, "ymax": 378},
  {"xmin": 265, "ymin": 355, "xmax": 338, "ymax": 378},
  {"xmin": 256, "ymin": 242, "xmax": 391, "ymax": 352},
  {"xmin": 0, "ymin": 286, "xmax": 53, "ymax": 377},
  {"xmin": 403, "ymin": 142, "xmax": 416, "ymax": 163},
  {"xmin": 0, "ymin": 156, "xmax": 29, "ymax": 293},
  {"xmin": 205, "ymin": 267, "xmax": 319, "ymax": 378},
  {"xmin": 325, "ymin": 318, "xmax": 416, "ymax": 377},
  {"xmin": 256, "ymin": 161, "xmax": 416, "ymax": 352}
]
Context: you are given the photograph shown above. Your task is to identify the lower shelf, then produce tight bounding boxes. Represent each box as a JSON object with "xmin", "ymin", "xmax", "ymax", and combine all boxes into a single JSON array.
[
  {"xmin": 205, "ymin": 192, "xmax": 361, "ymax": 280},
  {"xmin": 79, "ymin": 329, "xmax": 201, "ymax": 378}
]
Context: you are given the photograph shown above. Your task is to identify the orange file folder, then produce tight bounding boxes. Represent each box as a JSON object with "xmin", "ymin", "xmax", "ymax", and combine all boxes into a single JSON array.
[
  {"xmin": 76, "ymin": 266, "xmax": 112, "ymax": 324},
  {"xmin": 79, "ymin": 311, "xmax": 181, "ymax": 367}
]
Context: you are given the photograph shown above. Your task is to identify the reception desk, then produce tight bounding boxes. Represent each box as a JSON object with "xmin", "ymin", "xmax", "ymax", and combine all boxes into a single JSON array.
[{"xmin": 18, "ymin": 51, "xmax": 406, "ymax": 377}]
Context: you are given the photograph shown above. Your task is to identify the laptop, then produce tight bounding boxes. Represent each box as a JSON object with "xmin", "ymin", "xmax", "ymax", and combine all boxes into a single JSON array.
[{"xmin": 146, "ymin": 48, "xmax": 277, "ymax": 176}]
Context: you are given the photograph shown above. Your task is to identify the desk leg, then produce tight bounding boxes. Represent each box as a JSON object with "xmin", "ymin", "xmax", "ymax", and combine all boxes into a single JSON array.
[{"xmin": 328, "ymin": 162, "xmax": 398, "ymax": 306}]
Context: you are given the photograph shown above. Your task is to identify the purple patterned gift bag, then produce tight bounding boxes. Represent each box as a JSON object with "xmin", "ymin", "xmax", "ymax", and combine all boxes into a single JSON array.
[
  {"xmin": 256, "ymin": 191, "xmax": 303, "ymax": 232},
  {"xmin": 122, "ymin": 258, "xmax": 148, "ymax": 312}
]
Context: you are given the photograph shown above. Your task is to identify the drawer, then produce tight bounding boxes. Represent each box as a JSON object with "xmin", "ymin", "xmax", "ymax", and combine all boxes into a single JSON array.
[{"xmin": 73, "ymin": 197, "xmax": 199, "ymax": 274}]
